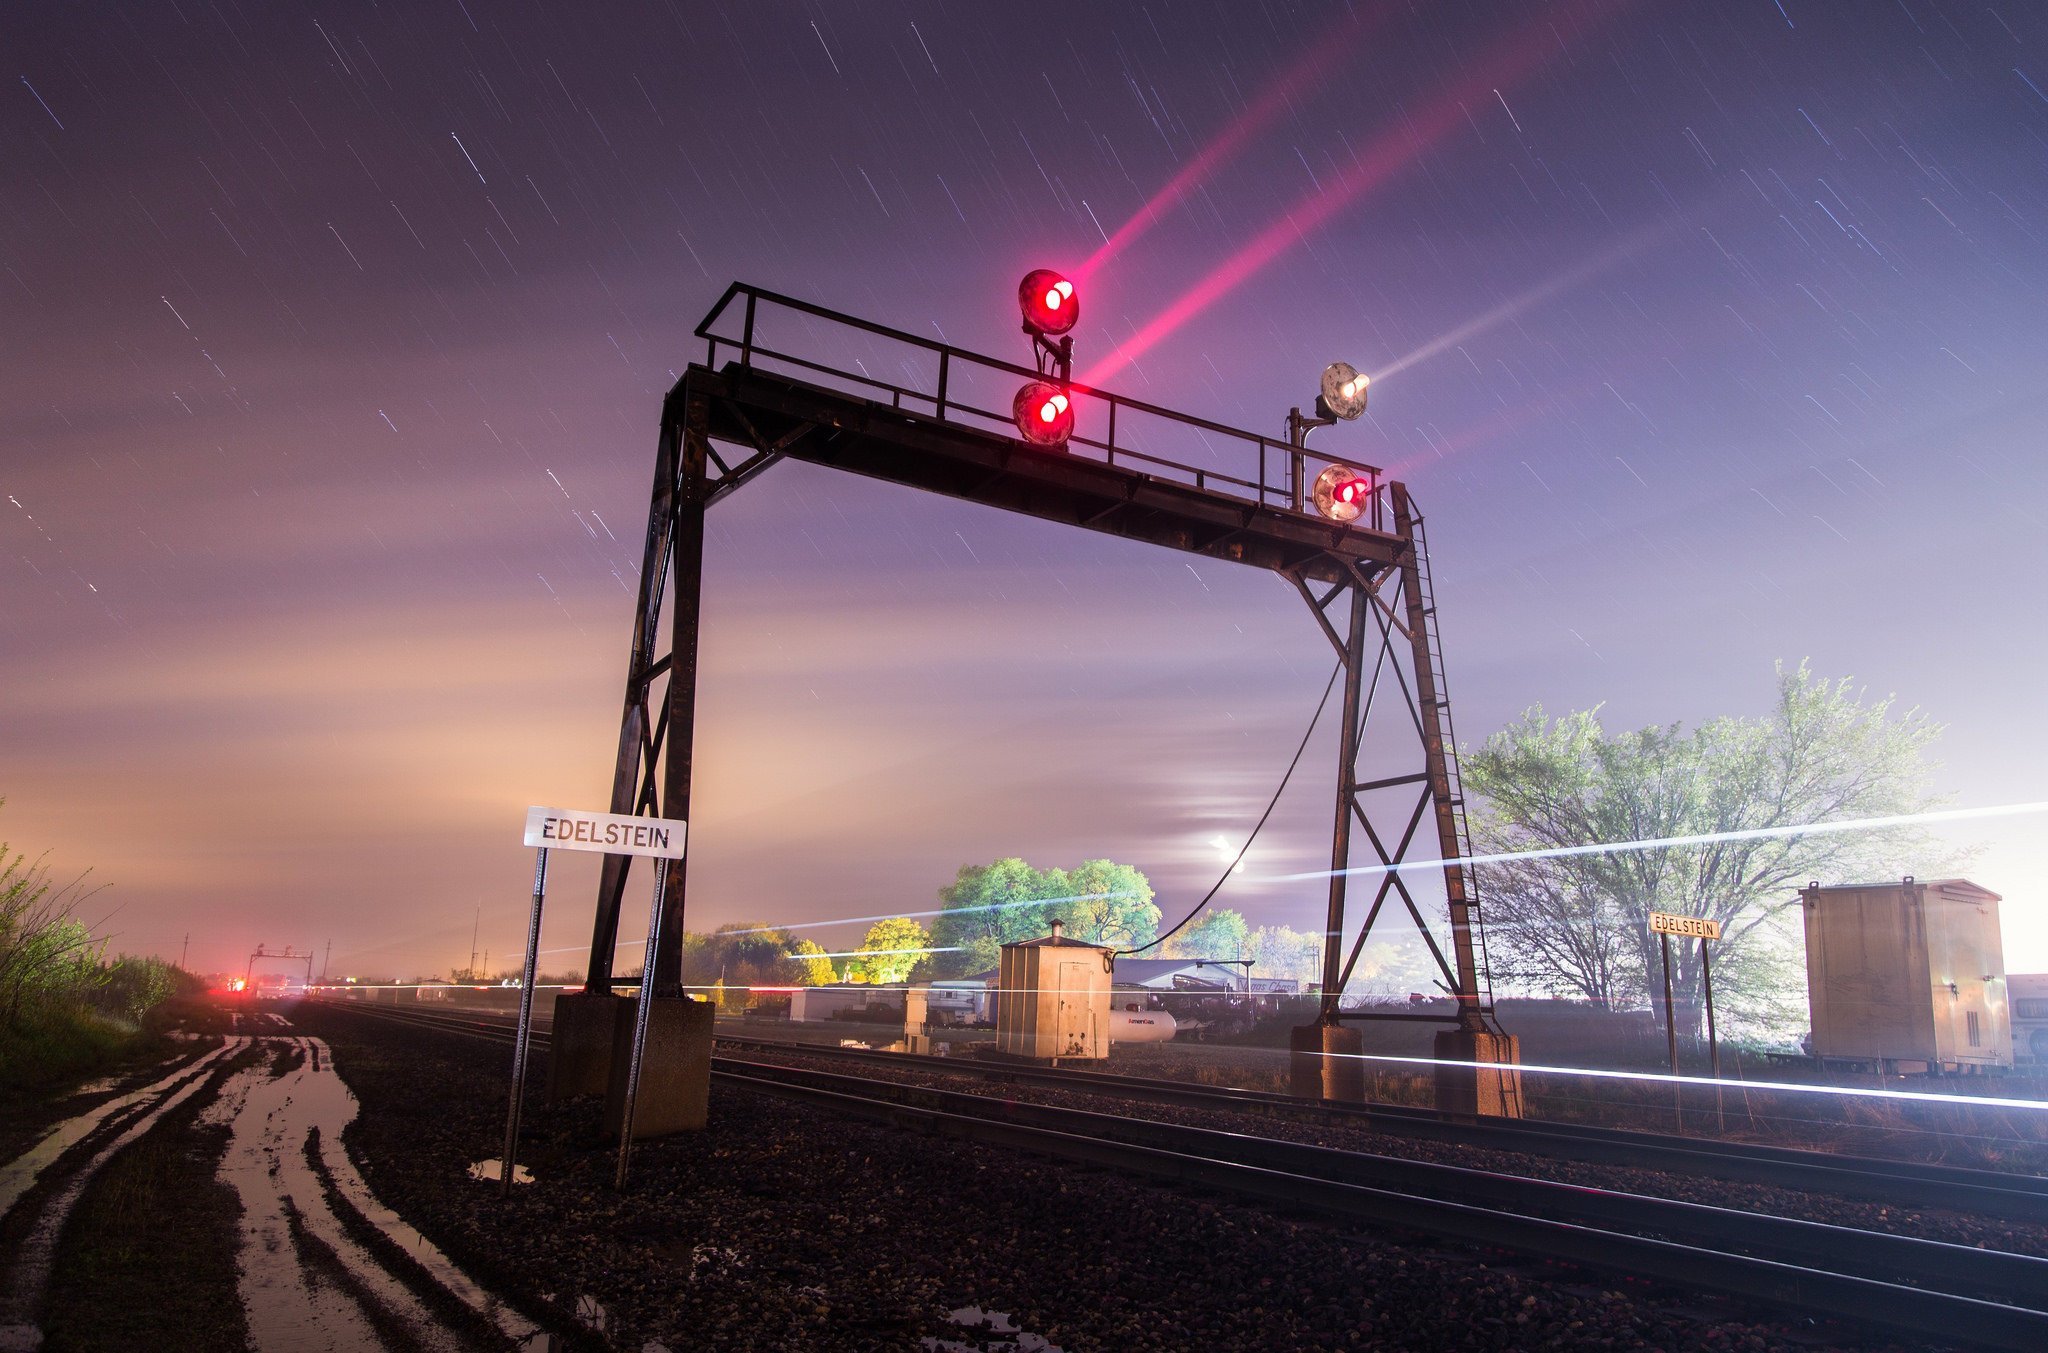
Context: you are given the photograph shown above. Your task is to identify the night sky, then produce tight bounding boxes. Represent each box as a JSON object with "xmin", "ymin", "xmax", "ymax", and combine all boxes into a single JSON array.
[{"xmin": 5, "ymin": 1, "xmax": 2046, "ymax": 982}]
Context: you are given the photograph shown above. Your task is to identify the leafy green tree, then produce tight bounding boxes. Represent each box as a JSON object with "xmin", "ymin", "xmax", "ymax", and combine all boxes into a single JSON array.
[
  {"xmin": 928, "ymin": 858, "xmax": 1057, "ymax": 977},
  {"xmin": 679, "ymin": 922, "xmax": 813, "ymax": 1005},
  {"xmin": 1160, "ymin": 907, "xmax": 1248, "ymax": 961},
  {"xmin": 1246, "ymin": 925, "xmax": 1324, "ymax": 989},
  {"xmin": 1463, "ymin": 663, "xmax": 1951, "ymax": 1038},
  {"xmin": 843, "ymin": 917, "xmax": 930, "ymax": 985},
  {"xmin": 1045, "ymin": 860, "xmax": 1160, "ymax": 950},
  {"xmin": 929, "ymin": 857, "xmax": 1158, "ymax": 975},
  {"xmin": 787, "ymin": 938, "xmax": 839, "ymax": 986}
]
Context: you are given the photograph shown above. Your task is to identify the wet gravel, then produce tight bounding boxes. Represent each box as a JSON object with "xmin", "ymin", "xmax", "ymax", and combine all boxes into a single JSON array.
[
  {"xmin": 294, "ymin": 1002, "xmax": 1942, "ymax": 1353},
  {"xmin": 715, "ymin": 1041, "xmax": 2048, "ymax": 1261}
]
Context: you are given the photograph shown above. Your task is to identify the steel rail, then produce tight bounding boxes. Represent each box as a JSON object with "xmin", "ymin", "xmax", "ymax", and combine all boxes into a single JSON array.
[
  {"xmin": 711, "ymin": 1063, "xmax": 2048, "ymax": 1352},
  {"xmin": 715, "ymin": 1058, "xmax": 2048, "ymax": 1306},
  {"xmin": 711, "ymin": 1032, "xmax": 2048, "ymax": 1223}
]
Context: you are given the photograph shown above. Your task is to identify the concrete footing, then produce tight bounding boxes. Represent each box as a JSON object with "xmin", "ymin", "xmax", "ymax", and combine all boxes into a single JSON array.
[
  {"xmin": 1288, "ymin": 1023, "xmax": 1365, "ymax": 1102},
  {"xmin": 546, "ymin": 992, "xmax": 629, "ymax": 1101},
  {"xmin": 603, "ymin": 995, "xmax": 714, "ymax": 1140},
  {"xmin": 1433, "ymin": 1028, "xmax": 1525, "ymax": 1118}
]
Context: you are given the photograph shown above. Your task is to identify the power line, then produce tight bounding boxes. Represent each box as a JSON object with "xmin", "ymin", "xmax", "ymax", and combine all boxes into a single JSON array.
[{"xmin": 1121, "ymin": 660, "xmax": 1342, "ymax": 957}]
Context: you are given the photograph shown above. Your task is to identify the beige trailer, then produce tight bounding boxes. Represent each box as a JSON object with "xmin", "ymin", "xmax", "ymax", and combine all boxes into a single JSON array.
[
  {"xmin": 994, "ymin": 921, "xmax": 1112, "ymax": 1061},
  {"xmin": 1801, "ymin": 878, "xmax": 2010, "ymax": 1072}
]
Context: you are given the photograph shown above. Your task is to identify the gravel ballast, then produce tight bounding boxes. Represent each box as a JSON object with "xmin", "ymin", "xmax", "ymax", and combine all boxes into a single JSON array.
[
  {"xmin": 713, "ymin": 1039, "xmax": 2048, "ymax": 1260},
  {"xmin": 291, "ymin": 1002, "xmax": 1953, "ymax": 1352}
]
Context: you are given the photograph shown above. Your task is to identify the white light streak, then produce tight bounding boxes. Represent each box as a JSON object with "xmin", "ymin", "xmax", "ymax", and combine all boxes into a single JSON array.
[
  {"xmin": 450, "ymin": 132, "xmax": 486, "ymax": 184},
  {"xmin": 1312, "ymin": 1049, "xmax": 2048, "ymax": 1115},
  {"xmin": 718, "ymin": 890, "xmax": 1142, "ymax": 939},
  {"xmin": 1266, "ymin": 799, "xmax": 2048, "ymax": 884},
  {"xmin": 790, "ymin": 946, "xmax": 964, "ymax": 960}
]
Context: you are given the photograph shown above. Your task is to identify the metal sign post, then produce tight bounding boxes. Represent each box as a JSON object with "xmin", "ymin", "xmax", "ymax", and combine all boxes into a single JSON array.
[
  {"xmin": 1648, "ymin": 912, "xmax": 1723, "ymax": 1134},
  {"xmin": 615, "ymin": 863, "xmax": 669, "ymax": 1190},
  {"xmin": 500, "ymin": 846, "xmax": 550, "ymax": 1199},
  {"xmin": 505, "ymin": 806, "xmax": 686, "ymax": 1199},
  {"xmin": 1700, "ymin": 935, "xmax": 1723, "ymax": 1132}
]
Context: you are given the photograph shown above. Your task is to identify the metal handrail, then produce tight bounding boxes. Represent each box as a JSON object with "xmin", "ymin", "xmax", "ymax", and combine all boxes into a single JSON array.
[{"xmin": 693, "ymin": 282, "xmax": 1388, "ymax": 532}]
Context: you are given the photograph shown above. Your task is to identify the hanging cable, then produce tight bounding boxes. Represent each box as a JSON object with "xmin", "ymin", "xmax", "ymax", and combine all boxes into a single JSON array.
[{"xmin": 1118, "ymin": 659, "xmax": 1342, "ymax": 957}]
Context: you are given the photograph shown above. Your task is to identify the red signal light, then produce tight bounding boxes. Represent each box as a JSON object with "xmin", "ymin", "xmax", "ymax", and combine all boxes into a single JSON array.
[
  {"xmin": 1013, "ymin": 381, "xmax": 1074, "ymax": 446},
  {"xmin": 1311, "ymin": 463, "xmax": 1374, "ymax": 524},
  {"xmin": 1018, "ymin": 269, "xmax": 1079, "ymax": 337}
]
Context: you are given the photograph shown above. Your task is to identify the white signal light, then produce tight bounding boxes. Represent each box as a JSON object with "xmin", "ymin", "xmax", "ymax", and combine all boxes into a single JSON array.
[{"xmin": 1317, "ymin": 362, "xmax": 1369, "ymax": 421}]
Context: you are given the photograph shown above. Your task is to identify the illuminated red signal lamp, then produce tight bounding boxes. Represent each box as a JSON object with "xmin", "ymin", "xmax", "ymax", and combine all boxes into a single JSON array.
[
  {"xmin": 1311, "ymin": 463, "xmax": 1374, "ymax": 524},
  {"xmin": 1018, "ymin": 268, "xmax": 1079, "ymax": 336},
  {"xmin": 1013, "ymin": 381, "xmax": 1074, "ymax": 446}
]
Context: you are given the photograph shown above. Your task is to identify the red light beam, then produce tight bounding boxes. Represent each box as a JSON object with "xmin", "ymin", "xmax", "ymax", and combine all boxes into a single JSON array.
[
  {"xmin": 1083, "ymin": 1, "xmax": 1629, "ymax": 389},
  {"xmin": 1078, "ymin": 10, "xmax": 1386, "ymax": 281}
]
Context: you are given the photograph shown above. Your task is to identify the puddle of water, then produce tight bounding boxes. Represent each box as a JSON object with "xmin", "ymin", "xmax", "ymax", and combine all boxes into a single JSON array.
[
  {"xmin": 220, "ymin": 1035, "xmax": 546, "ymax": 1353},
  {"xmin": 922, "ymin": 1305, "xmax": 1063, "ymax": 1353},
  {"xmin": 0, "ymin": 1039, "xmax": 243, "ymax": 1223},
  {"xmin": 466, "ymin": 1159, "xmax": 533, "ymax": 1185},
  {"xmin": 0, "ymin": 1040, "xmax": 248, "ymax": 1345}
]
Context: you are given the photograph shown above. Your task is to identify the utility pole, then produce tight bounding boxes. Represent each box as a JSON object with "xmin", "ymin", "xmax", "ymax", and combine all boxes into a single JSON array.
[
  {"xmin": 468, "ymin": 905, "xmax": 481, "ymax": 979},
  {"xmin": 180, "ymin": 933, "xmax": 190, "ymax": 970},
  {"xmin": 321, "ymin": 939, "xmax": 332, "ymax": 983}
]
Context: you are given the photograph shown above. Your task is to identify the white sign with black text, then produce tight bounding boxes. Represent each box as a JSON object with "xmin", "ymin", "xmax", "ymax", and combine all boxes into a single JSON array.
[
  {"xmin": 1648, "ymin": 911, "xmax": 1721, "ymax": 940},
  {"xmin": 522, "ymin": 806, "xmax": 686, "ymax": 859}
]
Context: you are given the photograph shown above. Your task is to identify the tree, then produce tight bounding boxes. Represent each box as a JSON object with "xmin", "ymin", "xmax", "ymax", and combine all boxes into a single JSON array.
[
  {"xmin": 928, "ymin": 858, "xmax": 1053, "ymax": 977},
  {"xmin": 1463, "ymin": 663, "xmax": 1950, "ymax": 1039},
  {"xmin": 843, "ymin": 917, "xmax": 930, "ymax": 985},
  {"xmin": 1045, "ymin": 860, "xmax": 1159, "ymax": 949},
  {"xmin": 788, "ymin": 938, "xmax": 839, "ymax": 986},
  {"xmin": 1246, "ymin": 925, "xmax": 1323, "ymax": 989},
  {"xmin": 1160, "ymin": 907, "xmax": 1248, "ymax": 961},
  {"xmin": 678, "ymin": 923, "xmax": 813, "ymax": 1006}
]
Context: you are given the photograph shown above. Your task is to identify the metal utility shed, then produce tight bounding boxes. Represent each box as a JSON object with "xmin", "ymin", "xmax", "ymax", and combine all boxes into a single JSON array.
[
  {"xmin": 995, "ymin": 921, "xmax": 1113, "ymax": 1061},
  {"xmin": 1801, "ymin": 878, "xmax": 2010, "ymax": 1073}
]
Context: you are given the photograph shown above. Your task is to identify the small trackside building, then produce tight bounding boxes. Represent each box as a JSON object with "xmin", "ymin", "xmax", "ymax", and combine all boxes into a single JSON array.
[
  {"xmin": 1802, "ymin": 877, "xmax": 2011, "ymax": 1073},
  {"xmin": 994, "ymin": 921, "xmax": 1113, "ymax": 1061}
]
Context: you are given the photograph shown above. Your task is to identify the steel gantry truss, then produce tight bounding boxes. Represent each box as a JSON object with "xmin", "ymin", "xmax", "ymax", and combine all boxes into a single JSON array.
[
  {"xmin": 580, "ymin": 283, "xmax": 1499, "ymax": 1041},
  {"xmin": 1284, "ymin": 494, "xmax": 1495, "ymax": 1034}
]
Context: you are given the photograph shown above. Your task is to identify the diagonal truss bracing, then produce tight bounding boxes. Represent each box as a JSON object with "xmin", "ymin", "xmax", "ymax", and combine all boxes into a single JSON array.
[{"xmin": 581, "ymin": 284, "xmax": 1498, "ymax": 1034}]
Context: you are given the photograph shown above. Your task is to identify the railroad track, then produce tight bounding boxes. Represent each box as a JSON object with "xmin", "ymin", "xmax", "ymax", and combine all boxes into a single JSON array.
[
  {"xmin": 311, "ymin": 1002, "xmax": 2048, "ymax": 1223},
  {"xmin": 312, "ymin": 999, "xmax": 2048, "ymax": 1349},
  {"xmin": 712, "ymin": 1031, "xmax": 2048, "ymax": 1226}
]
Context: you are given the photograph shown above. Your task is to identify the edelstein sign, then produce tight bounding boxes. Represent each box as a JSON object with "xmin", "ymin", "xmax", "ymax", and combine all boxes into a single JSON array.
[
  {"xmin": 523, "ymin": 806, "xmax": 685, "ymax": 858},
  {"xmin": 503, "ymin": 804, "xmax": 687, "ymax": 1197}
]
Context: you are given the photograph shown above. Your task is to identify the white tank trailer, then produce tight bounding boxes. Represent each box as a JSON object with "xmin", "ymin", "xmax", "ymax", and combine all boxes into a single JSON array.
[{"xmin": 1801, "ymin": 878, "xmax": 2010, "ymax": 1073}]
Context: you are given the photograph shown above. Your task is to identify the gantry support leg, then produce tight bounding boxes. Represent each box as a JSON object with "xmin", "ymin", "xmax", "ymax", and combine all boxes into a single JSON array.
[
  {"xmin": 1286, "ymin": 493, "xmax": 1521, "ymax": 1114},
  {"xmin": 650, "ymin": 388, "xmax": 709, "ymax": 997},
  {"xmin": 555, "ymin": 380, "xmax": 711, "ymax": 1102}
]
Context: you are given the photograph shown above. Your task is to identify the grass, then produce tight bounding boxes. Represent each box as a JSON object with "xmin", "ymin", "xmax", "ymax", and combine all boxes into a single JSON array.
[{"xmin": 0, "ymin": 1002, "xmax": 134, "ymax": 1093}]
